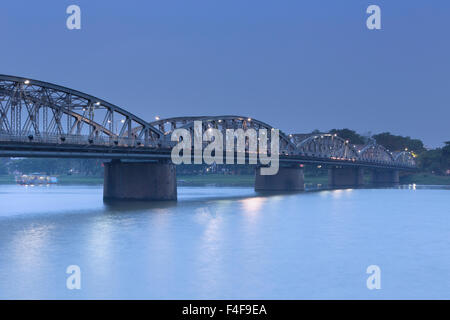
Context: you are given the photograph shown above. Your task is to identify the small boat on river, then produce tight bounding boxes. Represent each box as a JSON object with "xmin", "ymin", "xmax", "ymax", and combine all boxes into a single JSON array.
[{"xmin": 15, "ymin": 173, "xmax": 58, "ymax": 185}]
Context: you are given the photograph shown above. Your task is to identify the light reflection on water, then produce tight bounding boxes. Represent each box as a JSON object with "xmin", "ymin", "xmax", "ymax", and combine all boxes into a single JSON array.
[{"xmin": 0, "ymin": 184, "xmax": 449, "ymax": 299}]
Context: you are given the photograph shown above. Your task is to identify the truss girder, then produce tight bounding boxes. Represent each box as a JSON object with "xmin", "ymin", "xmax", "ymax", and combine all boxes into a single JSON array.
[
  {"xmin": 0, "ymin": 75, "xmax": 416, "ymax": 169},
  {"xmin": 0, "ymin": 75, "xmax": 163, "ymax": 147}
]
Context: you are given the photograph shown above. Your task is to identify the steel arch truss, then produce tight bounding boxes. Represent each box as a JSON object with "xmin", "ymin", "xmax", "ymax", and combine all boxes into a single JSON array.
[
  {"xmin": 151, "ymin": 115, "xmax": 297, "ymax": 155},
  {"xmin": 0, "ymin": 75, "xmax": 162, "ymax": 147},
  {"xmin": 293, "ymin": 134, "xmax": 359, "ymax": 161},
  {"xmin": 393, "ymin": 151, "xmax": 416, "ymax": 168},
  {"xmin": 0, "ymin": 75, "xmax": 417, "ymax": 169},
  {"xmin": 358, "ymin": 143, "xmax": 395, "ymax": 164}
]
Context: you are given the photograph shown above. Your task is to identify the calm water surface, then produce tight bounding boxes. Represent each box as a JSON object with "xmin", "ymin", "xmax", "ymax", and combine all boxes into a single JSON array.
[{"xmin": 0, "ymin": 184, "xmax": 449, "ymax": 299}]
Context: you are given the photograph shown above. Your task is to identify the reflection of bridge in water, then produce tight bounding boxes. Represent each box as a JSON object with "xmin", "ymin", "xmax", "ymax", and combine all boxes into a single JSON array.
[{"xmin": 0, "ymin": 75, "xmax": 417, "ymax": 200}]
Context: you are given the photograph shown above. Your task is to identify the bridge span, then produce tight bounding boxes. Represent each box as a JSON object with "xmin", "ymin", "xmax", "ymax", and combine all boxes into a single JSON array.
[{"xmin": 0, "ymin": 75, "xmax": 417, "ymax": 200}]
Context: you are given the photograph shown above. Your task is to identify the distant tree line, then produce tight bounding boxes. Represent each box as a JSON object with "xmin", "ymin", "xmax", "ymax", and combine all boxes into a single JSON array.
[
  {"xmin": 1, "ymin": 158, "xmax": 104, "ymax": 177},
  {"xmin": 326, "ymin": 129, "xmax": 448, "ymax": 175},
  {"xmin": 418, "ymin": 141, "xmax": 450, "ymax": 175}
]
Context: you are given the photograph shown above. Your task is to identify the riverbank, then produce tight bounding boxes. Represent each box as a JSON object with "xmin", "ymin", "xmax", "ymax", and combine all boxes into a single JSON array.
[
  {"xmin": 0, "ymin": 173, "xmax": 449, "ymax": 186},
  {"xmin": 399, "ymin": 173, "xmax": 450, "ymax": 185},
  {"xmin": 0, "ymin": 175, "xmax": 14, "ymax": 184},
  {"xmin": 0, "ymin": 174, "xmax": 329, "ymax": 186},
  {"xmin": 0, "ymin": 175, "xmax": 104, "ymax": 185},
  {"xmin": 179, "ymin": 174, "xmax": 331, "ymax": 186}
]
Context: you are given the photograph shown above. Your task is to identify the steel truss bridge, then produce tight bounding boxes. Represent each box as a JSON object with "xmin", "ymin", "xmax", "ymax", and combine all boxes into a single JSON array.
[{"xmin": 0, "ymin": 75, "xmax": 416, "ymax": 171}]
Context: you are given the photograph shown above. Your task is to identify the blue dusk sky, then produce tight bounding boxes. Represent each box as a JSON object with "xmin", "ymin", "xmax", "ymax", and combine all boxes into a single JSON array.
[{"xmin": 1, "ymin": 0, "xmax": 449, "ymax": 147}]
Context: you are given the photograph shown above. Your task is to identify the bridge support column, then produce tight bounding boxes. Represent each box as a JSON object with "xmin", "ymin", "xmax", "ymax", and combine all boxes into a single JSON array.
[
  {"xmin": 103, "ymin": 160, "xmax": 177, "ymax": 201},
  {"xmin": 328, "ymin": 167, "xmax": 365, "ymax": 188},
  {"xmin": 372, "ymin": 169, "xmax": 399, "ymax": 186},
  {"xmin": 254, "ymin": 166, "xmax": 305, "ymax": 192}
]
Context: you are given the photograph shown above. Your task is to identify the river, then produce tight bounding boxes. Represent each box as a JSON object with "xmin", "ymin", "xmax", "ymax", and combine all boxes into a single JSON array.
[{"xmin": 0, "ymin": 184, "xmax": 449, "ymax": 299}]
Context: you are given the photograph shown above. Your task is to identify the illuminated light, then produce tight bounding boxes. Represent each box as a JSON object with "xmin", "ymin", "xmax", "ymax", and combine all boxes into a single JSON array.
[
  {"xmin": 317, "ymin": 165, "xmax": 322, "ymax": 168},
  {"xmin": 155, "ymin": 116, "xmax": 160, "ymax": 120},
  {"xmin": 24, "ymin": 80, "xmax": 30, "ymax": 85},
  {"xmin": 218, "ymin": 119, "xmax": 222, "ymax": 123},
  {"xmin": 95, "ymin": 102, "xmax": 101, "ymax": 106},
  {"xmin": 405, "ymin": 148, "xmax": 408, "ymax": 151},
  {"xmin": 247, "ymin": 118, "xmax": 252, "ymax": 122},
  {"xmin": 345, "ymin": 140, "xmax": 349, "ymax": 144},
  {"xmin": 241, "ymin": 197, "xmax": 266, "ymax": 213},
  {"xmin": 299, "ymin": 164, "xmax": 304, "ymax": 168},
  {"xmin": 121, "ymin": 119, "xmax": 125, "ymax": 123},
  {"xmin": 107, "ymin": 120, "xmax": 111, "ymax": 123}
]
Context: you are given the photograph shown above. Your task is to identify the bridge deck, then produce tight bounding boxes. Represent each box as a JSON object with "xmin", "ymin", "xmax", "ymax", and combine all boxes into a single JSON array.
[{"xmin": 0, "ymin": 141, "xmax": 416, "ymax": 171}]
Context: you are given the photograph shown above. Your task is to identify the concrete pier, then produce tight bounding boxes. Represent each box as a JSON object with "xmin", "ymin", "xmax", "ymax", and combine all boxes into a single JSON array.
[
  {"xmin": 372, "ymin": 169, "xmax": 399, "ymax": 186},
  {"xmin": 254, "ymin": 166, "xmax": 305, "ymax": 191},
  {"xmin": 328, "ymin": 167, "xmax": 365, "ymax": 188},
  {"xmin": 104, "ymin": 160, "xmax": 177, "ymax": 201}
]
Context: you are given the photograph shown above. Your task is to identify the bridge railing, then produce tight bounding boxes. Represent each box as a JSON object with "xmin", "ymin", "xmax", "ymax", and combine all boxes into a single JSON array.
[{"xmin": 0, "ymin": 132, "xmax": 159, "ymax": 148}]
